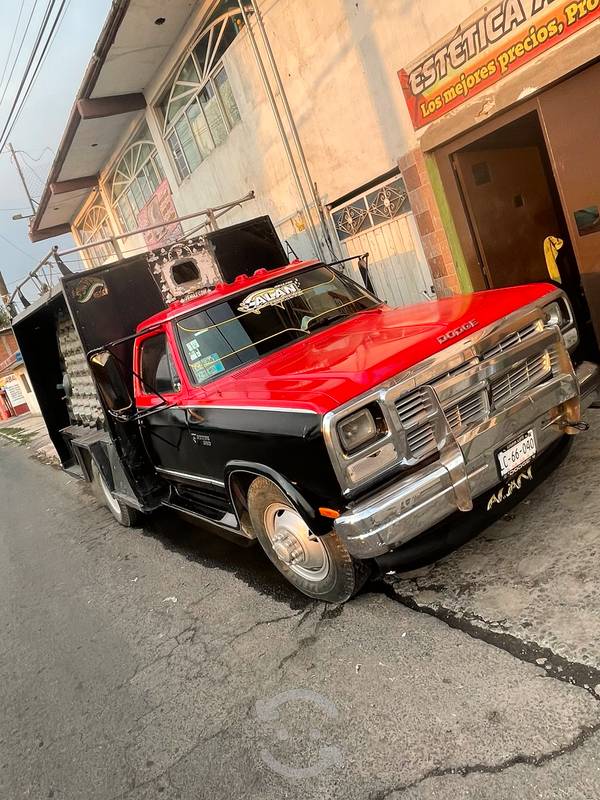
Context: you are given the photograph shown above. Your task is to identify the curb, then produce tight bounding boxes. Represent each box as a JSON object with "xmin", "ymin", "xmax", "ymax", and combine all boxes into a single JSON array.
[{"xmin": 0, "ymin": 429, "xmax": 60, "ymax": 465}]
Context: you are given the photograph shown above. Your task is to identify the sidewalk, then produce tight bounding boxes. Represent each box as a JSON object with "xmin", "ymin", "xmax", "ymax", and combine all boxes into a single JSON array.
[{"xmin": 0, "ymin": 413, "xmax": 59, "ymax": 464}]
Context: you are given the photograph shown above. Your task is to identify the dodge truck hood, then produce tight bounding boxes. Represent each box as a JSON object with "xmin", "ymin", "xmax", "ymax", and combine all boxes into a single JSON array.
[{"xmin": 198, "ymin": 284, "xmax": 554, "ymax": 414}]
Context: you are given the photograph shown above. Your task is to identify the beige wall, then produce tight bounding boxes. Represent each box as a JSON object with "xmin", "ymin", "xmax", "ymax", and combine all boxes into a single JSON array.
[
  {"xmin": 80, "ymin": 0, "xmax": 576, "ymax": 289},
  {"xmin": 14, "ymin": 364, "xmax": 40, "ymax": 415},
  {"xmin": 156, "ymin": 0, "xmax": 482, "ymax": 242},
  {"xmin": 88, "ymin": 0, "xmax": 482, "ymax": 259},
  {"xmin": 69, "ymin": 0, "xmax": 600, "ymax": 300}
]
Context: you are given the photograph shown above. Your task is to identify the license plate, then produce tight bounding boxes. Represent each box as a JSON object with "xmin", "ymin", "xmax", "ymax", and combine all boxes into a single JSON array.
[{"xmin": 496, "ymin": 429, "xmax": 537, "ymax": 478}]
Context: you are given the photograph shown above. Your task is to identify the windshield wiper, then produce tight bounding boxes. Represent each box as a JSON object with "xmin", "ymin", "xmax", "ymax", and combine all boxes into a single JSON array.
[{"xmin": 305, "ymin": 311, "xmax": 350, "ymax": 332}]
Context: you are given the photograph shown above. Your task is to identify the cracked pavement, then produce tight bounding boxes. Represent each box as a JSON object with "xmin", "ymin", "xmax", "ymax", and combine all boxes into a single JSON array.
[{"xmin": 1, "ymin": 416, "xmax": 600, "ymax": 799}]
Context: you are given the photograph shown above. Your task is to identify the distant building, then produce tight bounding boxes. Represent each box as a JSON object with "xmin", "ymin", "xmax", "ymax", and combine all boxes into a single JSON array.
[
  {"xmin": 28, "ymin": 0, "xmax": 600, "ymax": 349},
  {"xmin": 0, "ymin": 327, "xmax": 38, "ymax": 418}
]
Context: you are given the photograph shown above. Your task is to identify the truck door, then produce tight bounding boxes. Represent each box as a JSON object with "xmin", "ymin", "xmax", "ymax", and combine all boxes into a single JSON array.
[
  {"xmin": 136, "ymin": 332, "xmax": 190, "ymax": 475},
  {"xmin": 137, "ymin": 329, "xmax": 233, "ymax": 523}
]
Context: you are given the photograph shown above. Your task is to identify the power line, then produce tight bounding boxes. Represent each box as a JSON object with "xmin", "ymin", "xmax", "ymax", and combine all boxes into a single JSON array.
[
  {"xmin": 7, "ymin": 142, "xmax": 38, "ymax": 214},
  {"xmin": 0, "ymin": 0, "xmax": 59, "ymax": 152},
  {"xmin": 0, "ymin": 0, "xmax": 71, "ymax": 154},
  {"xmin": 0, "ymin": 0, "xmax": 41, "ymax": 106},
  {"xmin": 19, "ymin": 145, "xmax": 55, "ymax": 162},
  {"xmin": 0, "ymin": 229, "xmax": 37, "ymax": 260},
  {"xmin": 0, "ymin": 0, "xmax": 27, "ymax": 95},
  {"xmin": 22, "ymin": 158, "xmax": 44, "ymax": 188}
]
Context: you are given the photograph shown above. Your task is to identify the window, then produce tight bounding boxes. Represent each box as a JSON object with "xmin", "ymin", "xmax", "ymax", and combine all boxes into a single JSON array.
[
  {"xmin": 140, "ymin": 334, "xmax": 181, "ymax": 395},
  {"xmin": 21, "ymin": 374, "xmax": 31, "ymax": 394},
  {"xmin": 331, "ymin": 176, "xmax": 411, "ymax": 241},
  {"xmin": 109, "ymin": 125, "xmax": 166, "ymax": 233},
  {"xmin": 161, "ymin": 2, "xmax": 243, "ymax": 180},
  {"xmin": 176, "ymin": 267, "xmax": 379, "ymax": 385},
  {"xmin": 77, "ymin": 201, "xmax": 116, "ymax": 266}
]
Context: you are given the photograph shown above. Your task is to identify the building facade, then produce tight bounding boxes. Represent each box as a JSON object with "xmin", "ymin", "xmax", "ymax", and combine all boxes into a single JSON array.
[
  {"xmin": 29, "ymin": 0, "xmax": 600, "ymax": 348},
  {"xmin": 0, "ymin": 328, "xmax": 36, "ymax": 418}
]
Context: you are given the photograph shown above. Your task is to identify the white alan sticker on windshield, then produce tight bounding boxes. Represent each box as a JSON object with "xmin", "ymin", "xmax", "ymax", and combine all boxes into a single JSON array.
[{"xmin": 238, "ymin": 279, "xmax": 302, "ymax": 315}]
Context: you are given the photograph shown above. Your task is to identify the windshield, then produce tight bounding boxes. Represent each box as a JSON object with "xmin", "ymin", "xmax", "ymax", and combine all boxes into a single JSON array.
[{"xmin": 176, "ymin": 266, "xmax": 379, "ymax": 385}]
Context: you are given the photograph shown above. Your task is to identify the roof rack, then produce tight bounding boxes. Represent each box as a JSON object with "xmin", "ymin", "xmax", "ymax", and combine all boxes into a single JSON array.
[{"xmin": 4, "ymin": 191, "xmax": 255, "ymax": 317}]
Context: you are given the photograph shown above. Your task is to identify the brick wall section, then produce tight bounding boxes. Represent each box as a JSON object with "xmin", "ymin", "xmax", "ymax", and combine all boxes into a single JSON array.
[
  {"xmin": 0, "ymin": 329, "xmax": 17, "ymax": 363},
  {"xmin": 399, "ymin": 148, "xmax": 462, "ymax": 298}
]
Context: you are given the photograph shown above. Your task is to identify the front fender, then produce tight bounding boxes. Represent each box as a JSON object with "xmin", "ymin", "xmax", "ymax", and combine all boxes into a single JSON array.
[{"xmin": 225, "ymin": 460, "xmax": 333, "ymax": 536}]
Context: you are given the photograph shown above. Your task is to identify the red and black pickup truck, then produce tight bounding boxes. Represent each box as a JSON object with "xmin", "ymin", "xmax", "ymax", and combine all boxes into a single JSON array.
[{"xmin": 12, "ymin": 217, "xmax": 600, "ymax": 602}]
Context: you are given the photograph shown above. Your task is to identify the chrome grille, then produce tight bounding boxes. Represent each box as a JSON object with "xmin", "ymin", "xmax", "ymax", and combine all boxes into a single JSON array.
[
  {"xmin": 392, "ymin": 316, "xmax": 559, "ymax": 464},
  {"xmin": 490, "ymin": 351, "xmax": 552, "ymax": 409},
  {"xmin": 483, "ymin": 321, "xmax": 541, "ymax": 359},
  {"xmin": 395, "ymin": 385, "xmax": 488, "ymax": 454},
  {"xmin": 444, "ymin": 391, "xmax": 487, "ymax": 433},
  {"xmin": 395, "ymin": 389, "xmax": 437, "ymax": 459},
  {"xmin": 431, "ymin": 359, "xmax": 486, "ymax": 435},
  {"xmin": 327, "ymin": 300, "xmax": 575, "ymax": 496}
]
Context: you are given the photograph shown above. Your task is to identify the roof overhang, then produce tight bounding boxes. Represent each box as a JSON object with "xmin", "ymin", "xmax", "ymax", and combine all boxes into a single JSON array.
[{"xmin": 30, "ymin": 0, "xmax": 198, "ymax": 242}]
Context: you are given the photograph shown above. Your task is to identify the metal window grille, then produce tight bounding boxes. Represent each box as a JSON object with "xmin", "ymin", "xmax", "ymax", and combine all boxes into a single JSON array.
[
  {"xmin": 331, "ymin": 176, "xmax": 411, "ymax": 241},
  {"xmin": 161, "ymin": 4, "xmax": 243, "ymax": 180},
  {"xmin": 109, "ymin": 126, "xmax": 166, "ymax": 233}
]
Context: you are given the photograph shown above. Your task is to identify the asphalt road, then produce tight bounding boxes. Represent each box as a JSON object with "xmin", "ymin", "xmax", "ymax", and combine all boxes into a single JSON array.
[{"xmin": 1, "ymin": 419, "xmax": 600, "ymax": 800}]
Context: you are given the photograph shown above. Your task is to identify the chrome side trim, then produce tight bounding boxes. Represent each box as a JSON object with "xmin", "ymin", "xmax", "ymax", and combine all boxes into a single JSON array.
[
  {"xmin": 155, "ymin": 466, "xmax": 226, "ymax": 487},
  {"xmin": 182, "ymin": 404, "xmax": 319, "ymax": 415}
]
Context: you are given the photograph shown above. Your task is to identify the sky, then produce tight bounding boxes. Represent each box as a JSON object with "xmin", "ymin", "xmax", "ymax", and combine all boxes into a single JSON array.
[{"xmin": 0, "ymin": 0, "xmax": 112, "ymax": 296}]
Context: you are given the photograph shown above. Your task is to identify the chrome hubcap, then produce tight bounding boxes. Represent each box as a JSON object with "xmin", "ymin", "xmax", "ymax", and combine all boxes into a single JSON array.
[{"xmin": 264, "ymin": 503, "xmax": 330, "ymax": 583}]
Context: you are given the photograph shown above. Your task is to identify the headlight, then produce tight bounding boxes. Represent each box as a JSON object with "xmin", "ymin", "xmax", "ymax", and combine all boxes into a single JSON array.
[
  {"xmin": 337, "ymin": 408, "xmax": 378, "ymax": 454},
  {"xmin": 543, "ymin": 296, "xmax": 578, "ymax": 349},
  {"xmin": 544, "ymin": 301, "xmax": 564, "ymax": 328}
]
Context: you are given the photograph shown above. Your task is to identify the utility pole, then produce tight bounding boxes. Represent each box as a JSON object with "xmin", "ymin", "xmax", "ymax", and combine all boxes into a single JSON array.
[
  {"xmin": 7, "ymin": 143, "xmax": 37, "ymax": 217},
  {"xmin": 0, "ymin": 271, "xmax": 8, "ymax": 304},
  {"xmin": 0, "ymin": 271, "xmax": 12, "ymax": 322}
]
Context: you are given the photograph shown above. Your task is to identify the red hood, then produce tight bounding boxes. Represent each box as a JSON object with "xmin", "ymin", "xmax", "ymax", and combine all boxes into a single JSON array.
[{"xmin": 197, "ymin": 284, "xmax": 555, "ymax": 414}]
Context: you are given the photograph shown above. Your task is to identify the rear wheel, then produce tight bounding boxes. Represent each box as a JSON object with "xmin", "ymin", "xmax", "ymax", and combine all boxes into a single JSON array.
[
  {"xmin": 247, "ymin": 477, "xmax": 370, "ymax": 602},
  {"xmin": 91, "ymin": 462, "xmax": 140, "ymax": 527}
]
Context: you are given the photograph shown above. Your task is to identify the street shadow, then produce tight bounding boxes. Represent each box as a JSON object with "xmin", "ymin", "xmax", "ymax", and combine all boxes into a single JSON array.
[{"xmin": 138, "ymin": 508, "xmax": 312, "ymax": 610}]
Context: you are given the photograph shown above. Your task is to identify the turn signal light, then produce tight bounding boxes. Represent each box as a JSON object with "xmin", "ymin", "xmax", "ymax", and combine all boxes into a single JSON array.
[{"xmin": 319, "ymin": 507, "xmax": 340, "ymax": 519}]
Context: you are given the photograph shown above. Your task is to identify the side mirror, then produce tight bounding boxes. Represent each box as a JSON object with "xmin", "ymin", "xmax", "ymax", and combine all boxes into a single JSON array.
[{"xmin": 89, "ymin": 350, "xmax": 133, "ymax": 415}]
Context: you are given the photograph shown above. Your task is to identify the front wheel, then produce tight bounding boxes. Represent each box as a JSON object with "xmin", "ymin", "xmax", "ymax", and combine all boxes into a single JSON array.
[
  {"xmin": 247, "ymin": 477, "xmax": 370, "ymax": 602},
  {"xmin": 91, "ymin": 462, "xmax": 140, "ymax": 527}
]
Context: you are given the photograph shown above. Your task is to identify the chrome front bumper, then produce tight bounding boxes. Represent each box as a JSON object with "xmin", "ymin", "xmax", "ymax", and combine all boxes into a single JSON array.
[{"xmin": 334, "ymin": 360, "xmax": 599, "ymax": 559}]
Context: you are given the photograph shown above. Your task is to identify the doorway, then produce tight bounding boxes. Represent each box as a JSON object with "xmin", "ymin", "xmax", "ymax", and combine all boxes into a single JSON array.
[
  {"xmin": 451, "ymin": 111, "xmax": 596, "ymax": 356},
  {"xmin": 452, "ymin": 113, "xmax": 573, "ymax": 287}
]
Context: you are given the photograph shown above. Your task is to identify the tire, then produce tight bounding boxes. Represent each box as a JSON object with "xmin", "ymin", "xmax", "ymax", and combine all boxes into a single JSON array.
[
  {"xmin": 91, "ymin": 462, "xmax": 140, "ymax": 527},
  {"xmin": 247, "ymin": 477, "xmax": 370, "ymax": 602}
]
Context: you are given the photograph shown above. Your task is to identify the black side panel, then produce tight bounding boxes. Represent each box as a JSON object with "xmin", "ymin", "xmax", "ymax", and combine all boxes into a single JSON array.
[
  {"xmin": 60, "ymin": 257, "xmax": 168, "ymax": 509},
  {"xmin": 12, "ymin": 292, "xmax": 72, "ymax": 464},
  {"xmin": 184, "ymin": 407, "xmax": 342, "ymax": 508},
  {"xmin": 61, "ymin": 255, "xmax": 166, "ymax": 396},
  {"xmin": 206, "ymin": 216, "xmax": 289, "ymax": 282}
]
